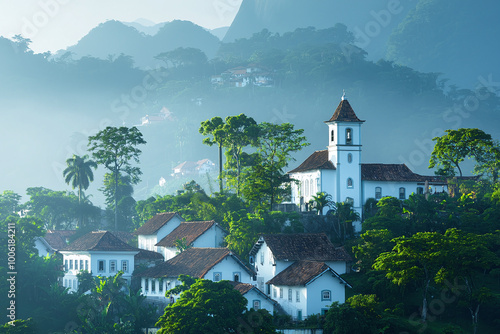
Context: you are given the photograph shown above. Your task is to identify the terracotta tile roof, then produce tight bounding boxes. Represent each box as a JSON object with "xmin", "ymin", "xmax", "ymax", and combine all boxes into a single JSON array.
[
  {"xmin": 110, "ymin": 231, "xmax": 134, "ymax": 244},
  {"xmin": 139, "ymin": 248, "xmax": 254, "ymax": 278},
  {"xmin": 288, "ymin": 150, "xmax": 335, "ymax": 173},
  {"xmin": 135, "ymin": 249, "xmax": 164, "ymax": 261},
  {"xmin": 228, "ymin": 281, "xmax": 254, "ymax": 295},
  {"xmin": 43, "ymin": 230, "xmax": 76, "ymax": 250},
  {"xmin": 134, "ymin": 212, "xmax": 181, "ymax": 235},
  {"xmin": 361, "ymin": 163, "xmax": 445, "ymax": 183},
  {"xmin": 267, "ymin": 261, "xmax": 351, "ymax": 287},
  {"xmin": 61, "ymin": 231, "xmax": 139, "ymax": 252},
  {"xmin": 250, "ymin": 233, "xmax": 353, "ymax": 262},
  {"xmin": 325, "ymin": 99, "xmax": 364, "ymax": 123},
  {"xmin": 155, "ymin": 221, "xmax": 218, "ymax": 247}
]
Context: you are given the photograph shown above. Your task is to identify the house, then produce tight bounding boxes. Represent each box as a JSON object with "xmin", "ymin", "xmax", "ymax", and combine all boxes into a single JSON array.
[
  {"xmin": 249, "ymin": 233, "xmax": 352, "ymax": 296},
  {"xmin": 134, "ymin": 212, "xmax": 183, "ymax": 253},
  {"xmin": 288, "ymin": 94, "xmax": 448, "ymax": 231},
  {"xmin": 155, "ymin": 220, "xmax": 227, "ymax": 260},
  {"xmin": 34, "ymin": 230, "xmax": 76, "ymax": 257},
  {"xmin": 267, "ymin": 261, "xmax": 351, "ymax": 320},
  {"xmin": 172, "ymin": 159, "xmax": 216, "ymax": 177},
  {"xmin": 59, "ymin": 231, "xmax": 139, "ymax": 292},
  {"xmin": 138, "ymin": 248, "xmax": 255, "ymax": 302},
  {"xmin": 229, "ymin": 282, "xmax": 279, "ymax": 314}
]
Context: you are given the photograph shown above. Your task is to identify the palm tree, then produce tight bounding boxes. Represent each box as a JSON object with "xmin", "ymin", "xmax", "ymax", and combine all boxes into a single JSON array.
[
  {"xmin": 63, "ymin": 154, "xmax": 97, "ymax": 228},
  {"xmin": 309, "ymin": 192, "xmax": 334, "ymax": 215}
]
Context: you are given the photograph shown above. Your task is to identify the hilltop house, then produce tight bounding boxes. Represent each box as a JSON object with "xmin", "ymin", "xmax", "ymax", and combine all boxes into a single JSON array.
[
  {"xmin": 134, "ymin": 212, "xmax": 183, "ymax": 253},
  {"xmin": 288, "ymin": 94, "xmax": 448, "ymax": 231},
  {"xmin": 60, "ymin": 231, "xmax": 139, "ymax": 292},
  {"xmin": 34, "ymin": 230, "xmax": 76, "ymax": 257},
  {"xmin": 155, "ymin": 220, "xmax": 227, "ymax": 260},
  {"xmin": 138, "ymin": 248, "xmax": 255, "ymax": 303},
  {"xmin": 230, "ymin": 282, "xmax": 279, "ymax": 314},
  {"xmin": 172, "ymin": 159, "xmax": 216, "ymax": 177}
]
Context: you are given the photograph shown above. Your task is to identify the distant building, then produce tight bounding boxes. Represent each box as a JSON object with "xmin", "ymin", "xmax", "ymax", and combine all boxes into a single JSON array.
[
  {"xmin": 172, "ymin": 159, "xmax": 215, "ymax": 177},
  {"xmin": 134, "ymin": 212, "xmax": 183, "ymax": 253}
]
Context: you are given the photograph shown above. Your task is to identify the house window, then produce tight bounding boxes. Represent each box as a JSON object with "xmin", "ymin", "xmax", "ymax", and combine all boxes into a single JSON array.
[
  {"xmin": 151, "ymin": 280, "xmax": 156, "ymax": 292},
  {"xmin": 80, "ymin": 260, "xmax": 83, "ymax": 270},
  {"xmin": 260, "ymin": 252, "xmax": 264, "ymax": 265},
  {"xmin": 347, "ymin": 153, "xmax": 353, "ymax": 163},
  {"xmin": 75, "ymin": 260, "xmax": 78, "ymax": 270},
  {"xmin": 347, "ymin": 178, "xmax": 353, "ymax": 188},
  {"xmin": 346, "ymin": 128, "xmax": 352, "ymax": 144},
  {"xmin": 297, "ymin": 310, "xmax": 303, "ymax": 321},
  {"xmin": 310, "ymin": 180, "xmax": 314, "ymax": 197},
  {"xmin": 64, "ymin": 279, "xmax": 67, "ymax": 287},
  {"xmin": 121, "ymin": 260, "xmax": 128, "ymax": 272},
  {"xmin": 305, "ymin": 179, "xmax": 309, "ymax": 197},
  {"xmin": 144, "ymin": 279, "xmax": 149, "ymax": 292},
  {"xmin": 64, "ymin": 260, "xmax": 68, "ymax": 271},
  {"xmin": 98, "ymin": 260, "xmax": 105, "ymax": 273},
  {"xmin": 288, "ymin": 289, "xmax": 292, "ymax": 301},
  {"xmin": 296, "ymin": 290, "xmax": 300, "ymax": 302},
  {"xmin": 345, "ymin": 197, "xmax": 354, "ymax": 205},
  {"xmin": 331, "ymin": 130, "xmax": 334, "ymax": 142},
  {"xmin": 253, "ymin": 300, "xmax": 261, "ymax": 311},
  {"xmin": 85, "ymin": 260, "xmax": 89, "ymax": 271},
  {"xmin": 279, "ymin": 288, "xmax": 283, "ymax": 298},
  {"xmin": 399, "ymin": 187, "xmax": 406, "ymax": 199},
  {"xmin": 233, "ymin": 272, "xmax": 241, "ymax": 282},
  {"xmin": 273, "ymin": 288, "xmax": 277, "ymax": 298},
  {"xmin": 159, "ymin": 279, "xmax": 163, "ymax": 292},
  {"xmin": 321, "ymin": 309, "xmax": 329, "ymax": 315},
  {"xmin": 69, "ymin": 259, "xmax": 73, "ymax": 270},
  {"xmin": 417, "ymin": 187, "xmax": 424, "ymax": 195},
  {"xmin": 109, "ymin": 260, "xmax": 117, "ymax": 273},
  {"xmin": 321, "ymin": 290, "xmax": 331, "ymax": 301},
  {"xmin": 375, "ymin": 187, "xmax": 382, "ymax": 199},
  {"xmin": 213, "ymin": 272, "xmax": 222, "ymax": 282}
]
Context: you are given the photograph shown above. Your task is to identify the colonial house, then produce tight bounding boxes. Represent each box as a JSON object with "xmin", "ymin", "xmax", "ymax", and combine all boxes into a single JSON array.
[
  {"xmin": 134, "ymin": 212, "xmax": 183, "ymax": 253},
  {"xmin": 288, "ymin": 94, "xmax": 448, "ymax": 231},
  {"xmin": 267, "ymin": 261, "xmax": 351, "ymax": 320},
  {"xmin": 230, "ymin": 282, "xmax": 279, "ymax": 314},
  {"xmin": 34, "ymin": 230, "xmax": 76, "ymax": 257},
  {"xmin": 138, "ymin": 248, "xmax": 255, "ymax": 303},
  {"xmin": 249, "ymin": 233, "xmax": 352, "ymax": 304},
  {"xmin": 59, "ymin": 231, "xmax": 139, "ymax": 292},
  {"xmin": 155, "ymin": 220, "xmax": 227, "ymax": 261}
]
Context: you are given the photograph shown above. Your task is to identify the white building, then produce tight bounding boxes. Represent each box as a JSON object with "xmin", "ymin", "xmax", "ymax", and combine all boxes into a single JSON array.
[
  {"xmin": 60, "ymin": 231, "xmax": 139, "ymax": 292},
  {"xmin": 134, "ymin": 212, "xmax": 183, "ymax": 253},
  {"xmin": 288, "ymin": 95, "xmax": 447, "ymax": 231},
  {"xmin": 267, "ymin": 261, "xmax": 351, "ymax": 320},
  {"xmin": 138, "ymin": 248, "xmax": 255, "ymax": 303},
  {"xmin": 230, "ymin": 282, "xmax": 278, "ymax": 314},
  {"xmin": 249, "ymin": 233, "xmax": 352, "ymax": 306},
  {"xmin": 155, "ymin": 220, "xmax": 227, "ymax": 261}
]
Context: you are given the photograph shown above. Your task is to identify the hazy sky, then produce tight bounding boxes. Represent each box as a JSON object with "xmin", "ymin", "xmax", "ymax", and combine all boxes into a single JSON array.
[{"xmin": 0, "ymin": 0, "xmax": 242, "ymax": 53}]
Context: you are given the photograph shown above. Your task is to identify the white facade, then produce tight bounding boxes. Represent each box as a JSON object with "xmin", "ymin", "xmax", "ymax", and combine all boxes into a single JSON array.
[
  {"xmin": 60, "ymin": 250, "xmax": 137, "ymax": 292},
  {"xmin": 137, "ymin": 214, "xmax": 183, "ymax": 253},
  {"xmin": 242, "ymin": 287, "xmax": 276, "ymax": 314}
]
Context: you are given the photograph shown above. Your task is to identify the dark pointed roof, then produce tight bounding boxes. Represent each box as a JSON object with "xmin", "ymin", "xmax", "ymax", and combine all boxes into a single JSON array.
[
  {"xmin": 288, "ymin": 150, "xmax": 335, "ymax": 173},
  {"xmin": 267, "ymin": 260, "xmax": 351, "ymax": 287},
  {"xmin": 133, "ymin": 212, "xmax": 181, "ymax": 235},
  {"xmin": 325, "ymin": 99, "xmax": 364, "ymax": 123},
  {"xmin": 139, "ymin": 248, "xmax": 255, "ymax": 278},
  {"xmin": 361, "ymin": 163, "xmax": 445, "ymax": 183},
  {"xmin": 155, "ymin": 221, "xmax": 224, "ymax": 247},
  {"xmin": 43, "ymin": 230, "xmax": 76, "ymax": 250},
  {"xmin": 250, "ymin": 233, "xmax": 352, "ymax": 262},
  {"xmin": 61, "ymin": 231, "xmax": 138, "ymax": 252}
]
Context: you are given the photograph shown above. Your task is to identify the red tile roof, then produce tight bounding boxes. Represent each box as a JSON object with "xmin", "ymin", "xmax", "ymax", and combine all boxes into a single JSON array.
[
  {"xmin": 139, "ymin": 248, "xmax": 254, "ymax": 278},
  {"xmin": 288, "ymin": 150, "xmax": 335, "ymax": 173},
  {"xmin": 135, "ymin": 249, "xmax": 164, "ymax": 261},
  {"xmin": 267, "ymin": 260, "xmax": 350, "ymax": 287},
  {"xmin": 361, "ymin": 163, "xmax": 445, "ymax": 183},
  {"xmin": 43, "ymin": 230, "xmax": 76, "ymax": 250},
  {"xmin": 134, "ymin": 212, "xmax": 181, "ymax": 235},
  {"xmin": 61, "ymin": 231, "xmax": 138, "ymax": 252},
  {"xmin": 325, "ymin": 99, "xmax": 364, "ymax": 123},
  {"xmin": 155, "ymin": 221, "xmax": 220, "ymax": 247},
  {"xmin": 250, "ymin": 233, "xmax": 352, "ymax": 262}
]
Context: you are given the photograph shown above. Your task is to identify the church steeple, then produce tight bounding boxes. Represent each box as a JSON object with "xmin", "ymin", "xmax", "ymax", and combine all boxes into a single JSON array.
[{"xmin": 325, "ymin": 95, "xmax": 364, "ymax": 123}]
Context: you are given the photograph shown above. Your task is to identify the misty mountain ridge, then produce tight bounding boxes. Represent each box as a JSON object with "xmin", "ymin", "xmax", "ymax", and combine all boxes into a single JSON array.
[{"xmin": 60, "ymin": 19, "xmax": 221, "ymax": 68}]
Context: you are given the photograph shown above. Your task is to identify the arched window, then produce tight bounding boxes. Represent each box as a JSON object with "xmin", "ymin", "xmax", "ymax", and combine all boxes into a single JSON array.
[
  {"xmin": 310, "ymin": 179, "xmax": 314, "ymax": 195},
  {"xmin": 331, "ymin": 130, "xmax": 335, "ymax": 142},
  {"xmin": 417, "ymin": 187, "xmax": 424, "ymax": 195},
  {"xmin": 305, "ymin": 180, "xmax": 309, "ymax": 197},
  {"xmin": 347, "ymin": 178, "xmax": 353, "ymax": 188},
  {"xmin": 399, "ymin": 187, "xmax": 406, "ymax": 199},
  {"xmin": 347, "ymin": 153, "xmax": 353, "ymax": 163},
  {"xmin": 321, "ymin": 290, "xmax": 332, "ymax": 301},
  {"xmin": 375, "ymin": 187, "xmax": 382, "ymax": 199},
  {"xmin": 346, "ymin": 128, "xmax": 352, "ymax": 145}
]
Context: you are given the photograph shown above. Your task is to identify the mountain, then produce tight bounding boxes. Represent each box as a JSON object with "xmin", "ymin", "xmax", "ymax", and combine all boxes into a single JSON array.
[
  {"xmin": 63, "ymin": 20, "xmax": 220, "ymax": 68},
  {"xmin": 123, "ymin": 19, "xmax": 166, "ymax": 35},
  {"xmin": 223, "ymin": 0, "xmax": 416, "ymax": 60},
  {"xmin": 386, "ymin": 0, "xmax": 500, "ymax": 89}
]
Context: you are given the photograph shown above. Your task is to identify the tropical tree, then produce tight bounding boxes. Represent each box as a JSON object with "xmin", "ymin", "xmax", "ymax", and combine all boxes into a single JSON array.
[
  {"xmin": 199, "ymin": 116, "xmax": 225, "ymax": 193},
  {"xmin": 309, "ymin": 192, "xmax": 334, "ymax": 215},
  {"xmin": 429, "ymin": 128, "xmax": 494, "ymax": 177},
  {"xmin": 328, "ymin": 201, "xmax": 360, "ymax": 243},
  {"xmin": 63, "ymin": 154, "xmax": 97, "ymax": 228},
  {"xmin": 88, "ymin": 126, "xmax": 146, "ymax": 230}
]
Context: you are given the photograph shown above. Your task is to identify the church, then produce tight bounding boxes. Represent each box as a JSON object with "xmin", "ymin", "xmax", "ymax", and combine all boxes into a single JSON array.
[{"xmin": 288, "ymin": 93, "xmax": 447, "ymax": 231}]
